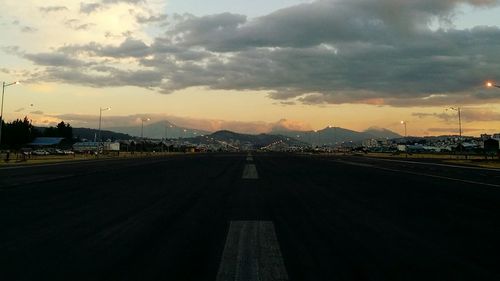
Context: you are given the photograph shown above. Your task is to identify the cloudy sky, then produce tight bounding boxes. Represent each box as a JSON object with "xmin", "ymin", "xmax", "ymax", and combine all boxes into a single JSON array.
[{"xmin": 1, "ymin": 0, "xmax": 500, "ymax": 136}]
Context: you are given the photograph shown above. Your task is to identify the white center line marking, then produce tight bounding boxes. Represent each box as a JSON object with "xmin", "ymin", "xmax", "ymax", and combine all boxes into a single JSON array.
[
  {"xmin": 217, "ymin": 221, "xmax": 289, "ymax": 281},
  {"xmin": 242, "ymin": 164, "xmax": 259, "ymax": 179}
]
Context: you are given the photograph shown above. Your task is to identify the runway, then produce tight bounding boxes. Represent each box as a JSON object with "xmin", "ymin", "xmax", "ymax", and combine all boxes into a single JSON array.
[{"xmin": 1, "ymin": 153, "xmax": 499, "ymax": 280}]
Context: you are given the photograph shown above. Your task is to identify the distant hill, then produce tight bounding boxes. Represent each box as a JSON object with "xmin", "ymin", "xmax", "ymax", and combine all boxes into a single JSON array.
[
  {"xmin": 273, "ymin": 126, "xmax": 401, "ymax": 145},
  {"xmin": 193, "ymin": 130, "xmax": 306, "ymax": 148},
  {"xmin": 363, "ymin": 127, "xmax": 401, "ymax": 139},
  {"xmin": 109, "ymin": 121, "xmax": 211, "ymax": 139},
  {"xmin": 72, "ymin": 128, "xmax": 133, "ymax": 141},
  {"xmin": 99, "ymin": 119, "xmax": 402, "ymax": 144}
]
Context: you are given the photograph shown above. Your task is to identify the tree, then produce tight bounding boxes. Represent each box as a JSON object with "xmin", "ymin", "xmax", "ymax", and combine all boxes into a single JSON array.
[
  {"xmin": 1, "ymin": 117, "xmax": 38, "ymax": 148},
  {"xmin": 43, "ymin": 121, "xmax": 73, "ymax": 139},
  {"xmin": 57, "ymin": 121, "xmax": 73, "ymax": 140}
]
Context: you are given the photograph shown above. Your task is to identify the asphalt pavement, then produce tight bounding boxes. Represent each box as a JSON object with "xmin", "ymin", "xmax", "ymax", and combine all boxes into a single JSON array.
[{"xmin": 1, "ymin": 153, "xmax": 499, "ymax": 281}]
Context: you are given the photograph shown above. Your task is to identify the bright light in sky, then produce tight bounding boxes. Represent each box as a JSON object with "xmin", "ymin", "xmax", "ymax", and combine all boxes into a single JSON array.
[{"xmin": 1, "ymin": 0, "xmax": 500, "ymax": 136}]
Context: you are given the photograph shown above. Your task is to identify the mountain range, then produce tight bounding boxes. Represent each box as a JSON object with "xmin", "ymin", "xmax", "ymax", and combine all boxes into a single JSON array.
[
  {"xmin": 272, "ymin": 126, "xmax": 401, "ymax": 145},
  {"xmin": 195, "ymin": 130, "xmax": 307, "ymax": 148},
  {"xmin": 108, "ymin": 121, "xmax": 210, "ymax": 139},
  {"xmin": 72, "ymin": 120, "xmax": 401, "ymax": 145}
]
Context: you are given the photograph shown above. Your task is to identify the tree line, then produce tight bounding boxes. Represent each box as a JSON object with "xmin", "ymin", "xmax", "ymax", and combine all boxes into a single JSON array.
[{"xmin": 0, "ymin": 117, "xmax": 73, "ymax": 149}]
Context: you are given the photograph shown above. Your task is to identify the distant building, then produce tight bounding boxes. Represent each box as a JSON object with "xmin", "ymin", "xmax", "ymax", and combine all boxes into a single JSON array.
[
  {"xmin": 73, "ymin": 142, "xmax": 99, "ymax": 152},
  {"xmin": 73, "ymin": 141, "xmax": 120, "ymax": 153},
  {"xmin": 28, "ymin": 137, "xmax": 65, "ymax": 148},
  {"xmin": 363, "ymin": 138, "xmax": 390, "ymax": 149}
]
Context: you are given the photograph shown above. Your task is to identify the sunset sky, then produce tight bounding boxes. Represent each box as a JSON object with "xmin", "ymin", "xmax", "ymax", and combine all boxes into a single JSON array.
[{"xmin": 1, "ymin": 0, "xmax": 500, "ymax": 136}]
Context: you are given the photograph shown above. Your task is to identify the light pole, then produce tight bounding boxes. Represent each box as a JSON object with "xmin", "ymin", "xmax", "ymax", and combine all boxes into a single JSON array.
[
  {"xmin": 447, "ymin": 107, "xmax": 462, "ymax": 138},
  {"xmin": 98, "ymin": 107, "xmax": 111, "ymax": 144},
  {"xmin": 141, "ymin": 117, "xmax": 151, "ymax": 138},
  {"xmin": 1, "ymin": 81, "xmax": 20, "ymax": 147},
  {"xmin": 400, "ymin": 120, "xmax": 409, "ymax": 158},
  {"xmin": 400, "ymin": 121, "xmax": 408, "ymax": 138},
  {"xmin": 328, "ymin": 125, "xmax": 334, "ymax": 146}
]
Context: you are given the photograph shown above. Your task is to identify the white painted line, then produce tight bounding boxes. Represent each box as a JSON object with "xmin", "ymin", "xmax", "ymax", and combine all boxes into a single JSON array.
[
  {"xmin": 217, "ymin": 221, "xmax": 289, "ymax": 281},
  {"xmin": 334, "ymin": 159, "xmax": 374, "ymax": 168},
  {"xmin": 366, "ymin": 157, "xmax": 500, "ymax": 172},
  {"xmin": 378, "ymin": 167, "xmax": 500, "ymax": 188},
  {"xmin": 332, "ymin": 159, "xmax": 500, "ymax": 188},
  {"xmin": 242, "ymin": 164, "xmax": 259, "ymax": 179}
]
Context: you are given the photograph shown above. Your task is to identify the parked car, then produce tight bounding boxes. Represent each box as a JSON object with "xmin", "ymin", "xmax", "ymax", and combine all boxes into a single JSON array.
[
  {"xmin": 33, "ymin": 149, "xmax": 50, "ymax": 156},
  {"xmin": 63, "ymin": 150, "xmax": 75, "ymax": 155}
]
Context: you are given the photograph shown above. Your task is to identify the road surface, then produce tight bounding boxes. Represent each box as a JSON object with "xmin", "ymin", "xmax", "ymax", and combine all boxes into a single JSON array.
[{"xmin": 1, "ymin": 153, "xmax": 499, "ymax": 280}]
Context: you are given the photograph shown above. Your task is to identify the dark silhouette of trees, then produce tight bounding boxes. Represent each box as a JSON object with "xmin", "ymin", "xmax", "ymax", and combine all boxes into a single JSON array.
[
  {"xmin": 43, "ymin": 121, "xmax": 73, "ymax": 139},
  {"xmin": 57, "ymin": 121, "xmax": 73, "ymax": 140},
  {"xmin": 0, "ymin": 119, "xmax": 73, "ymax": 148},
  {"xmin": 1, "ymin": 117, "xmax": 38, "ymax": 148}
]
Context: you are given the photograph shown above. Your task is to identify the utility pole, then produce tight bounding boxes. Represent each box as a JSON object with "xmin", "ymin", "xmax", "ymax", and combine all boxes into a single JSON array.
[
  {"xmin": 448, "ymin": 107, "xmax": 462, "ymax": 138},
  {"xmin": 1, "ymin": 81, "xmax": 20, "ymax": 147}
]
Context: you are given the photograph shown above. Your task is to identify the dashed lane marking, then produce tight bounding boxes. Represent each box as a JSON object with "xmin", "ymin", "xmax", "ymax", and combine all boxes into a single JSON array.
[
  {"xmin": 217, "ymin": 221, "xmax": 289, "ymax": 281},
  {"xmin": 242, "ymin": 164, "xmax": 259, "ymax": 179}
]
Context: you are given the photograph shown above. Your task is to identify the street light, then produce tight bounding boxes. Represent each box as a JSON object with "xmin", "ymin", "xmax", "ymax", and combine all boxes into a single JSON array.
[
  {"xmin": 141, "ymin": 117, "xmax": 151, "ymax": 138},
  {"xmin": 447, "ymin": 107, "xmax": 462, "ymax": 138},
  {"xmin": 486, "ymin": 81, "xmax": 500, "ymax": 88},
  {"xmin": 0, "ymin": 81, "xmax": 20, "ymax": 146},
  {"xmin": 98, "ymin": 107, "xmax": 111, "ymax": 144},
  {"xmin": 400, "ymin": 121, "xmax": 408, "ymax": 138}
]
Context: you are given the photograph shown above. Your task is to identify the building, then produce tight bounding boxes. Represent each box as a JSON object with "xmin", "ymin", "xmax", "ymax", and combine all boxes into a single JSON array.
[{"xmin": 28, "ymin": 137, "xmax": 66, "ymax": 148}]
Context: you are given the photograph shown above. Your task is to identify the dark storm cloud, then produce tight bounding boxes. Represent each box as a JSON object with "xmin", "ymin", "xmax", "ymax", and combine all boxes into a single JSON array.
[{"xmin": 21, "ymin": 0, "xmax": 500, "ymax": 106}]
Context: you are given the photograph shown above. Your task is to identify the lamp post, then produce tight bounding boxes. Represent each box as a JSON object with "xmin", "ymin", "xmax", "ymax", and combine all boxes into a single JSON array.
[
  {"xmin": 0, "ymin": 81, "xmax": 20, "ymax": 147},
  {"xmin": 400, "ymin": 120, "xmax": 409, "ymax": 158},
  {"xmin": 98, "ymin": 107, "xmax": 111, "ymax": 143},
  {"xmin": 141, "ymin": 117, "xmax": 151, "ymax": 138},
  {"xmin": 400, "ymin": 121, "xmax": 408, "ymax": 138},
  {"xmin": 447, "ymin": 107, "xmax": 462, "ymax": 138}
]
